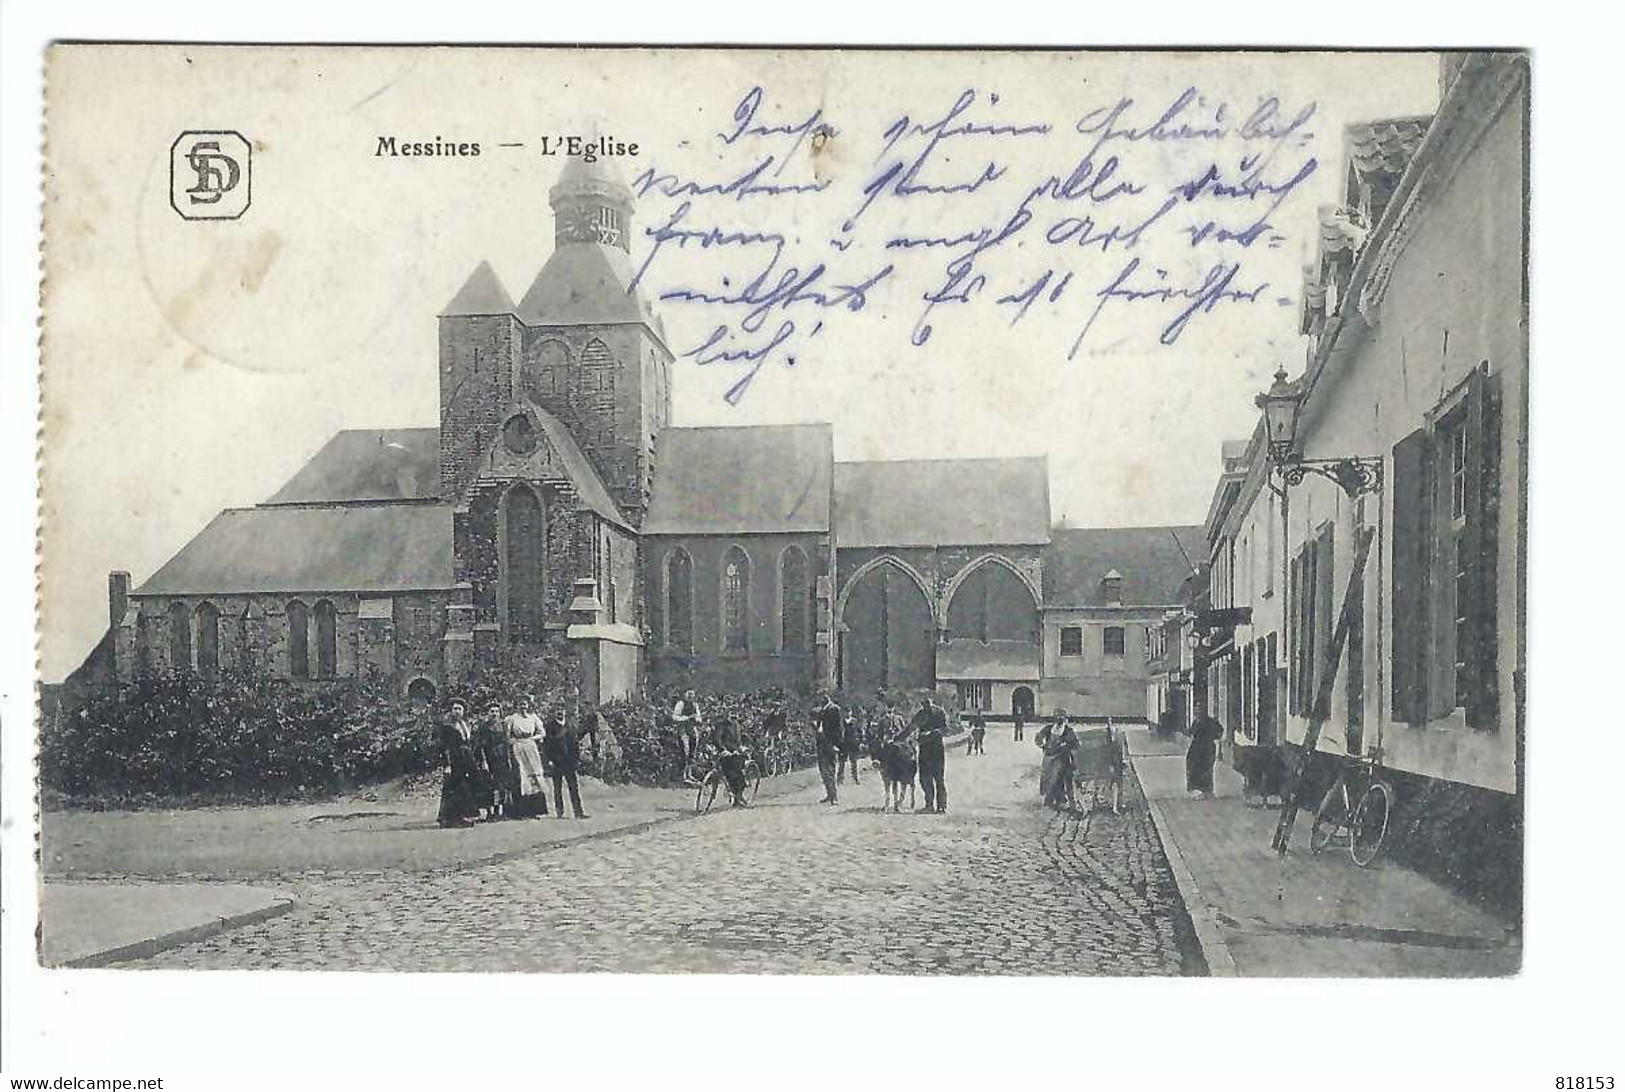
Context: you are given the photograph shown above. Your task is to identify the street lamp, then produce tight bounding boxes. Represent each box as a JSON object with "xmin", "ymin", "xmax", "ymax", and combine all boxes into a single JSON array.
[{"xmin": 1255, "ymin": 366, "xmax": 1383, "ymax": 498}]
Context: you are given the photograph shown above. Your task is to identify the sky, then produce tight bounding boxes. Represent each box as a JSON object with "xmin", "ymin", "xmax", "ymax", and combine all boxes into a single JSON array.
[{"xmin": 38, "ymin": 47, "xmax": 1441, "ymax": 680}]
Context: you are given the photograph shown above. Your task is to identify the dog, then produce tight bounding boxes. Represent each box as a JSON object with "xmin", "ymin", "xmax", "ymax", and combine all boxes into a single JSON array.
[{"xmin": 871, "ymin": 738, "xmax": 918, "ymax": 813}]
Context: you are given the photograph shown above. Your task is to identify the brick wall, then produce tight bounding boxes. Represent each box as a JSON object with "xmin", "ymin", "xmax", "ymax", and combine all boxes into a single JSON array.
[
  {"xmin": 460, "ymin": 480, "xmax": 594, "ymax": 633},
  {"xmin": 439, "ymin": 314, "xmax": 520, "ymax": 501},
  {"xmin": 122, "ymin": 590, "xmax": 448, "ymax": 695},
  {"xmin": 518, "ymin": 323, "xmax": 666, "ymax": 525},
  {"xmin": 644, "ymin": 532, "xmax": 826, "ymax": 693}
]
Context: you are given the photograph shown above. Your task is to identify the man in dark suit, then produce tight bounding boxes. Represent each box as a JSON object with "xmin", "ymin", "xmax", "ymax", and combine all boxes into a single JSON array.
[
  {"xmin": 914, "ymin": 696, "xmax": 948, "ymax": 813},
  {"xmin": 815, "ymin": 694, "xmax": 844, "ymax": 805}
]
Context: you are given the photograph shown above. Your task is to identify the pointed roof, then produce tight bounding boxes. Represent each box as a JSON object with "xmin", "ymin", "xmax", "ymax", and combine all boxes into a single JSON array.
[
  {"xmin": 515, "ymin": 243, "xmax": 665, "ymax": 337},
  {"xmin": 440, "ymin": 260, "xmax": 516, "ymax": 317}
]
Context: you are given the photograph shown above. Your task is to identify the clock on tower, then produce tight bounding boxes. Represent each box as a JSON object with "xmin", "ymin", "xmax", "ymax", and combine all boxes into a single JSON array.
[{"xmin": 549, "ymin": 156, "xmax": 633, "ymax": 254}]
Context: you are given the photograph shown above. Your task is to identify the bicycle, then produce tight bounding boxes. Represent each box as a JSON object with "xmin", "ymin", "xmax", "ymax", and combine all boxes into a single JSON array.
[
  {"xmin": 1309, "ymin": 746, "xmax": 1394, "ymax": 867},
  {"xmin": 765, "ymin": 740, "xmax": 792, "ymax": 777},
  {"xmin": 694, "ymin": 748, "xmax": 763, "ymax": 814}
]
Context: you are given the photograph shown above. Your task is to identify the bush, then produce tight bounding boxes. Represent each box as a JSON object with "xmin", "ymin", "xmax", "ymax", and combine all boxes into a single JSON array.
[
  {"xmin": 40, "ymin": 670, "xmax": 439, "ymax": 807},
  {"xmin": 39, "ymin": 658, "xmax": 966, "ymax": 808}
]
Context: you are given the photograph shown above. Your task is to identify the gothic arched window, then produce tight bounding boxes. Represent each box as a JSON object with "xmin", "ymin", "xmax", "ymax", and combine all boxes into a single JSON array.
[
  {"xmin": 722, "ymin": 546, "xmax": 750, "ymax": 652},
  {"xmin": 169, "ymin": 601, "xmax": 192, "ymax": 674},
  {"xmin": 315, "ymin": 599, "xmax": 338, "ymax": 679},
  {"xmin": 780, "ymin": 546, "xmax": 810, "ymax": 652},
  {"xmin": 195, "ymin": 602, "xmax": 220, "ymax": 679},
  {"xmin": 505, "ymin": 485, "xmax": 546, "ymax": 643},
  {"xmin": 287, "ymin": 599, "xmax": 310, "ymax": 679},
  {"xmin": 666, "ymin": 548, "xmax": 693, "ymax": 651}
]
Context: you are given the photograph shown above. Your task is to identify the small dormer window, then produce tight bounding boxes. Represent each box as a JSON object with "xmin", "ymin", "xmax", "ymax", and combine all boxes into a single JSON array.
[{"xmin": 1101, "ymin": 571, "xmax": 1124, "ymax": 606}]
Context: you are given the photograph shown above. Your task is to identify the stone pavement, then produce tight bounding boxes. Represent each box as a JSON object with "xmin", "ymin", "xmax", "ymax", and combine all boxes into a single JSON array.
[
  {"xmin": 40, "ymin": 882, "xmax": 294, "ymax": 967},
  {"xmin": 118, "ymin": 736, "xmax": 1203, "ymax": 975},
  {"xmin": 1128, "ymin": 728, "xmax": 1521, "ymax": 977},
  {"xmin": 42, "ymin": 771, "xmax": 746, "ymax": 880}
]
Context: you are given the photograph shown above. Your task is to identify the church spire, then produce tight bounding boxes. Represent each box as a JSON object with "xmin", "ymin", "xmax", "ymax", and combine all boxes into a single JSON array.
[
  {"xmin": 549, "ymin": 154, "xmax": 635, "ymax": 254},
  {"xmin": 440, "ymin": 259, "xmax": 515, "ymax": 317}
]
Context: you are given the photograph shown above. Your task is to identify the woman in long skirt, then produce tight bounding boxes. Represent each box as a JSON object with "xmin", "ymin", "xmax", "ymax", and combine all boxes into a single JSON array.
[
  {"xmin": 1038, "ymin": 711, "xmax": 1079, "ymax": 811},
  {"xmin": 437, "ymin": 700, "xmax": 486, "ymax": 828},
  {"xmin": 1185, "ymin": 713, "xmax": 1223, "ymax": 799},
  {"xmin": 503, "ymin": 694, "xmax": 550, "ymax": 819},
  {"xmin": 477, "ymin": 701, "xmax": 513, "ymax": 820}
]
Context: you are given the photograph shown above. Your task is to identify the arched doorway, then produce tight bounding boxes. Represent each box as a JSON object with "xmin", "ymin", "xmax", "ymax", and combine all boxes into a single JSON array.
[
  {"xmin": 1012, "ymin": 686, "xmax": 1036, "ymax": 718},
  {"xmin": 505, "ymin": 484, "xmax": 546, "ymax": 643},
  {"xmin": 839, "ymin": 561, "xmax": 934, "ymax": 692}
]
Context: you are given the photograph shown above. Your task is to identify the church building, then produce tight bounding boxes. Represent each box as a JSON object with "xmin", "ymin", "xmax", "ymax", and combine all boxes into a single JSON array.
[{"xmin": 70, "ymin": 157, "xmax": 1201, "ymax": 720}]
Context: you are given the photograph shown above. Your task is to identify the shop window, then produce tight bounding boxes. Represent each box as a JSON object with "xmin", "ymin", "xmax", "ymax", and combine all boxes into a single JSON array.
[{"xmin": 958, "ymin": 681, "xmax": 991, "ymax": 710}]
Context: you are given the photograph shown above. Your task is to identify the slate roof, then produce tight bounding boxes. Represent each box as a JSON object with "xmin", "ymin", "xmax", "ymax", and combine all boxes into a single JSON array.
[
  {"xmin": 265, "ymin": 428, "xmax": 440, "ymax": 505},
  {"xmin": 936, "ymin": 639, "xmax": 1042, "ymax": 681},
  {"xmin": 440, "ymin": 260, "xmax": 517, "ymax": 317},
  {"xmin": 516, "ymin": 244, "xmax": 666, "ymax": 337},
  {"xmin": 643, "ymin": 424, "xmax": 833, "ymax": 535},
  {"xmin": 834, "ymin": 458, "xmax": 1050, "ymax": 548},
  {"xmin": 1346, "ymin": 116, "xmax": 1432, "ymax": 179},
  {"xmin": 1042, "ymin": 526, "xmax": 1203, "ymax": 607},
  {"xmin": 133, "ymin": 503, "xmax": 455, "ymax": 596}
]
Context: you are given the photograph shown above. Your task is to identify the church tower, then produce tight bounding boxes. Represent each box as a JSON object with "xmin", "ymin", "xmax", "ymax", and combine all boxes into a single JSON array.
[
  {"xmin": 432, "ymin": 157, "xmax": 670, "ymax": 685},
  {"xmin": 512, "ymin": 155, "xmax": 673, "ymax": 527},
  {"xmin": 437, "ymin": 260, "xmax": 521, "ymax": 501}
]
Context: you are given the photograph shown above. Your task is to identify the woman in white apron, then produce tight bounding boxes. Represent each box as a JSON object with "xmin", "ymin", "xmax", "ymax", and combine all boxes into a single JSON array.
[{"xmin": 503, "ymin": 694, "xmax": 550, "ymax": 818}]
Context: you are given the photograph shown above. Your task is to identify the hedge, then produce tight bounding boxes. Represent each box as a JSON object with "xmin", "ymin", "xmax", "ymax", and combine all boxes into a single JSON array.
[{"xmin": 40, "ymin": 662, "xmax": 963, "ymax": 808}]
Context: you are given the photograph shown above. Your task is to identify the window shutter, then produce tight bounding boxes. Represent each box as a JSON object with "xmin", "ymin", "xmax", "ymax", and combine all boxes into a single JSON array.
[
  {"xmin": 1390, "ymin": 428, "xmax": 1431, "ymax": 724},
  {"xmin": 1315, "ymin": 524, "xmax": 1334, "ymax": 719},
  {"xmin": 1287, "ymin": 553, "xmax": 1301, "ymax": 715},
  {"xmin": 1466, "ymin": 366, "xmax": 1502, "ymax": 729},
  {"xmin": 1426, "ymin": 417, "xmax": 1459, "ymax": 720},
  {"xmin": 1297, "ymin": 547, "xmax": 1312, "ymax": 714},
  {"xmin": 1345, "ymin": 542, "xmax": 1365, "ymax": 754}
]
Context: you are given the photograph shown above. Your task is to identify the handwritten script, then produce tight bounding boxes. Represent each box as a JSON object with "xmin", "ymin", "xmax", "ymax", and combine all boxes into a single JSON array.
[{"xmin": 628, "ymin": 85, "xmax": 1319, "ymax": 403}]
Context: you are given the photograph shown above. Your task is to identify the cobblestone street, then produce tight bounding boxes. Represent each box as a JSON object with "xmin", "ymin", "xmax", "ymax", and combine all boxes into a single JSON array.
[{"xmin": 127, "ymin": 735, "xmax": 1203, "ymax": 975}]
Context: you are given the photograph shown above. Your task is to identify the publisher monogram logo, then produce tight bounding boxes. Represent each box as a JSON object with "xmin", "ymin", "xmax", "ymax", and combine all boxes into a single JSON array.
[{"xmin": 170, "ymin": 131, "xmax": 252, "ymax": 220}]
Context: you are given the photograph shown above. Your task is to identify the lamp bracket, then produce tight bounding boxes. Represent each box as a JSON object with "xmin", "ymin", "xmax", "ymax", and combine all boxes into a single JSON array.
[{"xmin": 1274, "ymin": 456, "xmax": 1383, "ymax": 499}]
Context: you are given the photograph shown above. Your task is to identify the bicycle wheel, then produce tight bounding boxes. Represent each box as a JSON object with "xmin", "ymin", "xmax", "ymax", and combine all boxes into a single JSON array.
[
  {"xmin": 695, "ymin": 770, "xmax": 720, "ymax": 814},
  {"xmin": 743, "ymin": 760, "xmax": 762, "ymax": 803},
  {"xmin": 1349, "ymin": 781, "xmax": 1393, "ymax": 867},
  {"xmin": 1309, "ymin": 782, "xmax": 1348, "ymax": 854}
]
